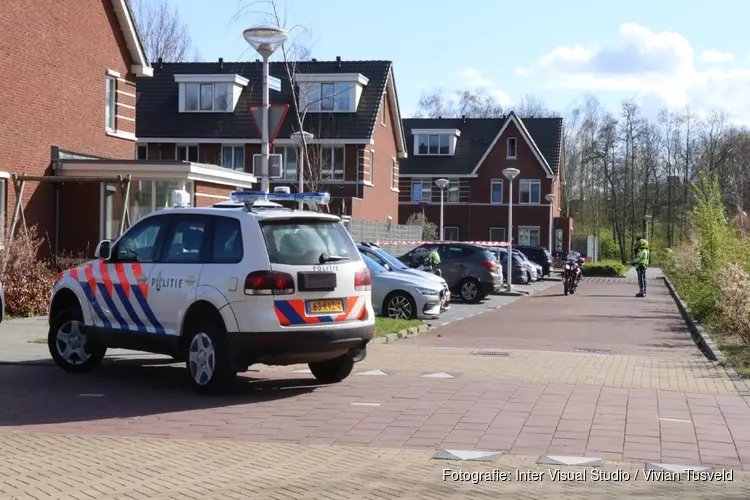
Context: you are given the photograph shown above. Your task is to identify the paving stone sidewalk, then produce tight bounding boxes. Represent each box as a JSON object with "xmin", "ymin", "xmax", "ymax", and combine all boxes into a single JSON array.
[{"xmin": 1, "ymin": 432, "xmax": 748, "ymax": 500}]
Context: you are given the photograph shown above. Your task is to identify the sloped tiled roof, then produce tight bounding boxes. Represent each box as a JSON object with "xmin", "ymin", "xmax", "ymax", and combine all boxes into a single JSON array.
[
  {"xmin": 136, "ymin": 60, "xmax": 393, "ymax": 140},
  {"xmin": 400, "ymin": 115, "xmax": 564, "ymax": 176}
]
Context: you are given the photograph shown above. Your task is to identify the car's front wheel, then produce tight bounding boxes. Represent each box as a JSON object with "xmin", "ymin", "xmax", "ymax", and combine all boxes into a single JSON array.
[
  {"xmin": 309, "ymin": 356, "xmax": 354, "ymax": 383},
  {"xmin": 384, "ymin": 292, "xmax": 416, "ymax": 320},
  {"xmin": 184, "ymin": 319, "xmax": 237, "ymax": 394},
  {"xmin": 48, "ymin": 306, "xmax": 106, "ymax": 373}
]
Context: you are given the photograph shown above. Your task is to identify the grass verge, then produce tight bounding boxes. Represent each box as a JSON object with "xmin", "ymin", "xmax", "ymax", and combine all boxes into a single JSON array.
[
  {"xmin": 375, "ymin": 317, "xmax": 423, "ymax": 337},
  {"xmin": 28, "ymin": 338, "xmax": 47, "ymax": 344},
  {"xmin": 714, "ymin": 334, "xmax": 750, "ymax": 378}
]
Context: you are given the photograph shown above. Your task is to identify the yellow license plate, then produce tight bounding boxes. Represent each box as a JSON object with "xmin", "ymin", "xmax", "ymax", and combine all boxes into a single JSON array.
[{"xmin": 309, "ymin": 299, "xmax": 344, "ymax": 314}]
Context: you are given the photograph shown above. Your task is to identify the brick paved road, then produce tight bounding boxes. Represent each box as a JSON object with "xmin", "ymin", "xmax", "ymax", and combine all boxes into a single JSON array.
[
  {"xmin": 2, "ymin": 432, "xmax": 749, "ymax": 500},
  {"xmin": 403, "ymin": 277, "xmax": 700, "ymax": 358}
]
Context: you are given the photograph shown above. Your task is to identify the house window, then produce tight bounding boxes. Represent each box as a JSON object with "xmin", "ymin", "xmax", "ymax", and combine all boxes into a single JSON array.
[
  {"xmin": 176, "ymin": 145, "xmax": 199, "ymax": 163},
  {"xmin": 274, "ymin": 146, "xmax": 298, "ymax": 180},
  {"xmin": 417, "ymin": 134, "xmax": 450, "ymax": 155},
  {"xmin": 136, "ymin": 144, "xmax": 148, "ymax": 160},
  {"xmin": 185, "ymin": 83, "xmax": 230, "ymax": 111},
  {"xmin": 519, "ymin": 179, "xmax": 541, "ymax": 204},
  {"xmin": 490, "ymin": 179, "xmax": 503, "ymax": 204},
  {"xmin": 367, "ymin": 150, "xmax": 374, "ymax": 183},
  {"xmin": 447, "ymin": 180, "xmax": 459, "ymax": 202},
  {"xmin": 555, "ymin": 228, "xmax": 563, "ymax": 252},
  {"xmin": 221, "ymin": 145, "xmax": 245, "ymax": 171},
  {"xmin": 489, "ymin": 227, "xmax": 506, "ymax": 242},
  {"xmin": 411, "ymin": 180, "xmax": 431, "ymax": 202},
  {"xmin": 303, "ymin": 82, "xmax": 351, "ymax": 112},
  {"xmin": 391, "ymin": 158, "xmax": 398, "ymax": 190},
  {"xmin": 105, "ymin": 76, "xmax": 116, "ymax": 130},
  {"xmin": 519, "ymin": 227, "xmax": 541, "ymax": 246},
  {"xmin": 321, "ymin": 146, "xmax": 345, "ymax": 180},
  {"xmin": 443, "ymin": 227, "xmax": 459, "ymax": 241},
  {"xmin": 507, "ymin": 137, "xmax": 517, "ymax": 159}
]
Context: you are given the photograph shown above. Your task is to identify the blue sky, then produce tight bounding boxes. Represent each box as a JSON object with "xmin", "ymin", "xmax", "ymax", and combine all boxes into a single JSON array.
[{"xmin": 168, "ymin": 0, "xmax": 750, "ymax": 123}]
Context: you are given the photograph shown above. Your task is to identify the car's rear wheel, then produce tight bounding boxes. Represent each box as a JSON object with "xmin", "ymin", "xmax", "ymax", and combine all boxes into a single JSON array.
[
  {"xmin": 309, "ymin": 356, "xmax": 354, "ymax": 383},
  {"xmin": 384, "ymin": 292, "xmax": 417, "ymax": 320},
  {"xmin": 48, "ymin": 306, "xmax": 106, "ymax": 373},
  {"xmin": 460, "ymin": 278, "xmax": 485, "ymax": 303},
  {"xmin": 184, "ymin": 318, "xmax": 237, "ymax": 394}
]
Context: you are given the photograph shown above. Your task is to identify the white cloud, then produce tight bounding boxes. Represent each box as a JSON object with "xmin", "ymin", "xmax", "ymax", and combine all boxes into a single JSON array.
[
  {"xmin": 700, "ymin": 50, "xmax": 734, "ymax": 63},
  {"xmin": 524, "ymin": 23, "xmax": 750, "ymax": 124},
  {"xmin": 457, "ymin": 68, "xmax": 511, "ymax": 106}
]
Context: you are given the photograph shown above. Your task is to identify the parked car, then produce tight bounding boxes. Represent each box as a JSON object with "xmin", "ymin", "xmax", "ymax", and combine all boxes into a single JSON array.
[
  {"xmin": 357, "ymin": 243, "xmax": 450, "ymax": 311},
  {"xmin": 399, "ymin": 243, "xmax": 503, "ymax": 303},
  {"xmin": 513, "ymin": 249, "xmax": 542, "ymax": 281},
  {"xmin": 489, "ymin": 247, "xmax": 529, "ymax": 284},
  {"xmin": 361, "ymin": 254, "xmax": 444, "ymax": 320},
  {"xmin": 513, "ymin": 245, "xmax": 553, "ymax": 277}
]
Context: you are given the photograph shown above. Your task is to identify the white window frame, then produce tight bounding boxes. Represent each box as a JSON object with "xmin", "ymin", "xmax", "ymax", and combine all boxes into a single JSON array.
[
  {"xmin": 507, "ymin": 137, "xmax": 517, "ymax": 159},
  {"xmin": 447, "ymin": 180, "xmax": 459, "ymax": 202},
  {"xmin": 273, "ymin": 145, "xmax": 298, "ymax": 181},
  {"xmin": 416, "ymin": 134, "xmax": 451, "ymax": 155},
  {"xmin": 221, "ymin": 145, "xmax": 245, "ymax": 171},
  {"xmin": 391, "ymin": 158, "xmax": 398, "ymax": 190},
  {"xmin": 184, "ymin": 82, "xmax": 230, "ymax": 112},
  {"xmin": 176, "ymin": 144, "xmax": 199, "ymax": 163},
  {"xmin": 303, "ymin": 82, "xmax": 352, "ymax": 112},
  {"xmin": 489, "ymin": 227, "xmax": 506, "ymax": 242},
  {"xmin": 443, "ymin": 226, "xmax": 460, "ymax": 241},
  {"xmin": 320, "ymin": 146, "xmax": 345, "ymax": 180},
  {"xmin": 411, "ymin": 180, "xmax": 431, "ymax": 203},
  {"xmin": 105, "ymin": 76, "xmax": 116, "ymax": 131},
  {"xmin": 519, "ymin": 179, "xmax": 541, "ymax": 204},
  {"xmin": 490, "ymin": 179, "xmax": 503, "ymax": 204},
  {"xmin": 518, "ymin": 226, "xmax": 541, "ymax": 246},
  {"xmin": 367, "ymin": 149, "xmax": 374, "ymax": 184},
  {"xmin": 136, "ymin": 144, "xmax": 148, "ymax": 160}
]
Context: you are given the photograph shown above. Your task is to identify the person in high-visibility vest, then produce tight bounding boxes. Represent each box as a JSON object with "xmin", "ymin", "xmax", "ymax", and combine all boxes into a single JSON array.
[{"xmin": 632, "ymin": 238, "xmax": 650, "ymax": 297}]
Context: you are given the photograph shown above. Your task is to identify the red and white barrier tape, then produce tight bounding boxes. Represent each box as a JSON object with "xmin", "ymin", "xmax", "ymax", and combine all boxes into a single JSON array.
[{"xmin": 374, "ymin": 240, "xmax": 510, "ymax": 246}]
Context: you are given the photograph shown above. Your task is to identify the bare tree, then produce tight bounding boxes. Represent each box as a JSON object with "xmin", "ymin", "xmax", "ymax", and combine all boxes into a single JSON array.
[
  {"xmin": 127, "ymin": 0, "xmax": 192, "ymax": 62},
  {"xmin": 413, "ymin": 88, "xmax": 505, "ymax": 118}
]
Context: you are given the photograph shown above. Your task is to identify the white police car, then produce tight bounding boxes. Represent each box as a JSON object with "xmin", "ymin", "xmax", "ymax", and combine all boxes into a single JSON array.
[{"xmin": 47, "ymin": 188, "xmax": 375, "ymax": 394}]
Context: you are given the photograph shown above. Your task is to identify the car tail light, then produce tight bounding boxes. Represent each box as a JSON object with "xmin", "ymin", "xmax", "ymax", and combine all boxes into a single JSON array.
[
  {"xmin": 354, "ymin": 267, "xmax": 371, "ymax": 291},
  {"xmin": 244, "ymin": 271, "xmax": 295, "ymax": 295},
  {"xmin": 480, "ymin": 260, "xmax": 497, "ymax": 270}
]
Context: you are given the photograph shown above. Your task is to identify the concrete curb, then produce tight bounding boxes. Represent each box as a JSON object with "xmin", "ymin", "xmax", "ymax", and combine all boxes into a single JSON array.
[
  {"xmin": 662, "ymin": 276, "xmax": 750, "ymax": 396},
  {"xmin": 373, "ymin": 324, "xmax": 431, "ymax": 345}
]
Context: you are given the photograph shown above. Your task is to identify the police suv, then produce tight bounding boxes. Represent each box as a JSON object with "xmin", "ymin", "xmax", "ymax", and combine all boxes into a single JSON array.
[{"xmin": 47, "ymin": 188, "xmax": 375, "ymax": 394}]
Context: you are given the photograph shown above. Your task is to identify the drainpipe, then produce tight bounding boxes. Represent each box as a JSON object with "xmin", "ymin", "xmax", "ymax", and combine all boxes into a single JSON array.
[{"xmin": 52, "ymin": 161, "xmax": 60, "ymax": 266}]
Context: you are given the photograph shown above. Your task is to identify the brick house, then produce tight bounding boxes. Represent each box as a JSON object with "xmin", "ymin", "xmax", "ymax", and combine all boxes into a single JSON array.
[
  {"xmin": 398, "ymin": 112, "xmax": 572, "ymax": 252},
  {"xmin": 135, "ymin": 57, "xmax": 407, "ymax": 222},
  {"xmin": 0, "ymin": 0, "xmax": 256, "ymax": 258}
]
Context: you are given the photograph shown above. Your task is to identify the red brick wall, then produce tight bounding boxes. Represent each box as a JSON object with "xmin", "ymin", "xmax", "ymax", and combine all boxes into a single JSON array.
[
  {"xmin": 0, "ymin": 0, "xmax": 138, "ymax": 254},
  {"xmin": 194, "ymin": 181, "xmax": 233, "ymax": 208}
]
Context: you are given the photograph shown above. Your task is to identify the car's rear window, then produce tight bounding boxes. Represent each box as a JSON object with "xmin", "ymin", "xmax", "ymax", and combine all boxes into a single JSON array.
[{"xmin": 260, "ymin": 219, "xmax": 360, "ymax": 265}]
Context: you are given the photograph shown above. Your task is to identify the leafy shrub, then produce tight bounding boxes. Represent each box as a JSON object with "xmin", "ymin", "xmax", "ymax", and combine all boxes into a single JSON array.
[
  {"xmin": 405, "ymin": 212, "xmax": 437, "ymax": 241},
  {"xmin": 0, "ymin": 226, "xmax": 56, "ymax": 317},
  {"xmin": 582, "ymin": 260, "xmax": 626, "ymax": 277},
  {"xmin": 714, "ymin": 264, "xmax": 750, "ymax": 345}
]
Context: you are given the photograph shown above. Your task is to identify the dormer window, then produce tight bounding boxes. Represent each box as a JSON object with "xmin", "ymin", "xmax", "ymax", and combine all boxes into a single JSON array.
[
  {"xmin": 175, "ymin": 74, "xmax": 249, "ymax": 113},
  {"xmin": 411, "ymin": 128, "xmax": 461, "ymax": 156},
  {"xmin": 296, "ymin": 73, "xmax": 369, "ymax": 113}
]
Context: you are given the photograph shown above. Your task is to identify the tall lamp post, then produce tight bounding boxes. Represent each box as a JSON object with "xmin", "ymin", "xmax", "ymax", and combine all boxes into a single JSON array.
[
  {"xmin": 290, "ymin": 130, "xmax": 313, "ymax": 208},
  {"xmin": 503, "ymin": 168, "xmax": 520, "ymax": 292},
  {"xmin": 545, "ymin": 193, "xmax": 556, "ymax": 255},
  {"xmin": 243, "ymin": 24, "xmax": 288, "ymax": 193},
  {"xmin": 435, "ymin": 178, "xmax": 449, "ymax": 240}
]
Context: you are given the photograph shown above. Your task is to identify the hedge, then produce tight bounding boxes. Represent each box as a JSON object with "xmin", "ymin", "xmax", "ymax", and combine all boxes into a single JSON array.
[{"xmin": 581, "ymin": 260, "xmax": 626, "ymax": 277}]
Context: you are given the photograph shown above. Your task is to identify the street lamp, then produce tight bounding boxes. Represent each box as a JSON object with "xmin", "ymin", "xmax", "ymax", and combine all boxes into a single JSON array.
[
  {"xmin": 545, "ymin": 193, "xmax": 556, "ymax": 255},
  {"xmin": 243, "ymin": 24, "xmax": 288, "ymax": 193},
  {"xmin": 503, "ymin": 168, "xmax": 520, "ymax": 292},
  {"xmin": 435, "ymin": 178, "xmax": 449, "ymax": 240},
  {"xmin": 290, "ymin": 130, "xmax": 313, "ymax": 209}
]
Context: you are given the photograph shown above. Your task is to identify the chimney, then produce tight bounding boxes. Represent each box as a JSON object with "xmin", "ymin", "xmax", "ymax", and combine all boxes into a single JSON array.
[
  {"xmin": 336, "ymin": 55, "xmax": 341, "ymax": 68},
  {"xmin": 218, "ymin": 57, "xmax": 224, "ymax": 70},
  {"xmin": 437, "ymin": 115, "xmax": 442, "ymax": 119},
  {"xmin": 311, "ymin": 58, "xmax": 317, "ymax": 62},
  {"xmin": 157, "ymin": 57, "xmax": 163, "ymax": 69}
]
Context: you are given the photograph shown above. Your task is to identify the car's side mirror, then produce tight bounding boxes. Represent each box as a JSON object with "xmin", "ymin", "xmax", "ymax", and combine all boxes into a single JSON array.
[{"xmin": 95, "ymin": 240, "xmax": 112, "ymax": 260}]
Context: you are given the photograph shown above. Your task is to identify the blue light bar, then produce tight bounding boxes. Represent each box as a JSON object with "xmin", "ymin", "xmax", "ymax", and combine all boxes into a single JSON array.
[{"xmin": 230, "ymin": 191, "xmax": 331, "ymax": 205}]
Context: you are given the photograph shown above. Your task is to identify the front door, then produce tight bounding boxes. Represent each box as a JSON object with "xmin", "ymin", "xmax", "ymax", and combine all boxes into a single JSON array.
[
  {"xmin": 98, "ymin": 214, "xmax": 170, "ymax": 333},
  {"xmin": 148, "ymin": 214, "xmax": 210, "ymax": 336}
]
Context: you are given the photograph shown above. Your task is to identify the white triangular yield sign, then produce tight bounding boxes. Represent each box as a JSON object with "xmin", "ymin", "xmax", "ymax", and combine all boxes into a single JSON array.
[
  {"xmin": 356, "ymin": 370, "xmax": 388, "ymax": 376},
  {"xmin": 422, "ymin": 372, "xmax": 455, "ymax": 378},
  {"xmin": 248, "ymin": 104, "xmax": 289, "ymax": 145},
  {"xmin": 445, "ymin": 450, "xmax": 499, "ymax": 460}
]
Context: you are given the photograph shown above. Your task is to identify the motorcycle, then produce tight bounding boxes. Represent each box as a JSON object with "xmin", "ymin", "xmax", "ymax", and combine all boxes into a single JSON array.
[{"xmin": 563, "ymin": 258, "xmax": 584, "ymax": 295}]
